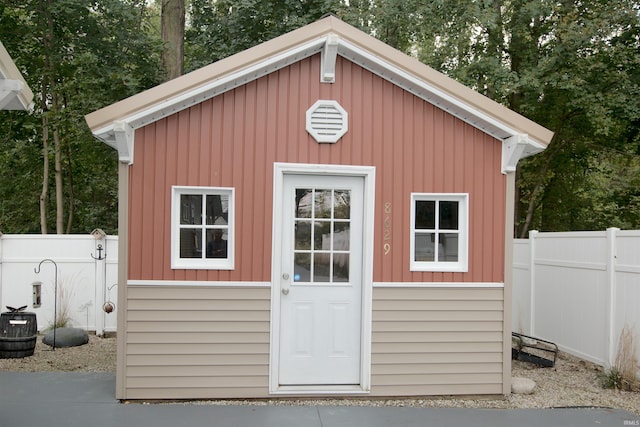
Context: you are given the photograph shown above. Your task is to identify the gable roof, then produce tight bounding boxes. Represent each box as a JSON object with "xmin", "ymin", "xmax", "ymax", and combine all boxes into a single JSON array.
[
  {"xmin": 0, "ymin": 41, "xmax": 34, "ymax": 111},
  {"xmin": 85, "ymin": 15, "xmax": 553, "ymax": 171}
]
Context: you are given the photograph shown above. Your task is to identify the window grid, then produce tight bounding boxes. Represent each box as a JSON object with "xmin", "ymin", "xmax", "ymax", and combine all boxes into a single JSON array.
[
  {"xmin": 172, "ymin": 186, "xmax": 234, "ymax": 270},
  {"xmin": 294, "ymin": 188, "xmax": 351, "ymax": 284},
  {"xmin": 411, "ymin": 193, "xmax": 468, "ymax": 272},
  {"xmin": 414, "ymin": 200, "xmax": 461, "ymax": 262}
]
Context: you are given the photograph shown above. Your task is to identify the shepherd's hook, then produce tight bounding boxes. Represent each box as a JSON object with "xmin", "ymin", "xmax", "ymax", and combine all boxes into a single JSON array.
[{"xmin": 34, "ymin": 259, "xmax": 58, "ymax": 351}]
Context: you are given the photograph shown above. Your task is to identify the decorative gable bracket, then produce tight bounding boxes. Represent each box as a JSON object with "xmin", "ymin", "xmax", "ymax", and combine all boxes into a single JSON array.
[
  {"xmin": 113, "ymin": 121, "xmax": 134, "ymax": 165},
  {"xmin": 501, "ymin": 134, "xmax": 528, "ymax": 174},
  {"xmin": 320, "ymin": 35, "xmax": 339, "ymax": 83},
  {"xmin": 0, "ymin": 79, "xmax": 26, "ymax": 110}
]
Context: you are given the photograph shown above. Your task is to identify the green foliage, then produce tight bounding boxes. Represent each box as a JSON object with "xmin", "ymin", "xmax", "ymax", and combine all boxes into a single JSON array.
[
  {"xmin": 600, "ymin": 325, "xmax": 640, "ymax": 392},
  {"xmin": 1, "ymin": 0, "xmax": 639, "ymax": 236},
  {"xmin": 368, "ymin": 0, "xmax": 640, "ymax": 234},
  {"xmin": 0, "ymin": 112, "xmax": 42, "ymax": 233},
  {"xmin": 0, "ymin": 0, "xmax": 164, "ymax": 234},
  {"xmin": 334, "ymin": 0, "xmax": 640, "ymax": 234},
  {"xmin": 600, "ymin": 366, "xmax": 625, "ymax": 390},
  {"xmin": 185, "ymin": 0, "xmax": 342, "ymax": 71}
]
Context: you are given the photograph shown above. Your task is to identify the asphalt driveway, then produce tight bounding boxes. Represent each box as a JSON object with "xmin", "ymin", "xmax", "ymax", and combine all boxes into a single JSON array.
[{"xmin": 0, "ymin": 372, "xmax": 637, "ymax": 427}]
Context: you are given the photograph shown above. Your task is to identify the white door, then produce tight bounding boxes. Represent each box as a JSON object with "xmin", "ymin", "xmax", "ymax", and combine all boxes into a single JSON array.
[{"xmin": 278, "ymin": 174, "xmax": 364, "ymax": 386}]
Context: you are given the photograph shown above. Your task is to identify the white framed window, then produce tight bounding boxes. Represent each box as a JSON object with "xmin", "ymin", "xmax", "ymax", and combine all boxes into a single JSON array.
[
  {"xmin": 171, "ymin": 186, "xmax": 234, "ymax": 270},
  {"xmin": 410, "ymin": 193, "xmax": 468, "ymax": 272}
]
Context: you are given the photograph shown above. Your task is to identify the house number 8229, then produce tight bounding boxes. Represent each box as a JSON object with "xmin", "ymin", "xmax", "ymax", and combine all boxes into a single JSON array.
[{"xmin": 383, "ymin": 202, "xmax": 391, "ymax": 255}]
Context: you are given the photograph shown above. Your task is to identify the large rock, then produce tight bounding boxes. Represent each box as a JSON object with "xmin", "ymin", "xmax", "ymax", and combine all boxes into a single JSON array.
[
  {"xmin": 511, "ymin": 377, "xmax": 536, "ymax": 394},
  {"xmin": 42, "ymin": 327, "xmax": 89, "ymax": 348}
]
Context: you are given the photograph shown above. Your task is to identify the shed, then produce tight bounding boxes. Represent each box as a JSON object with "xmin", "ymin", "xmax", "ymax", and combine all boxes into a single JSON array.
[{"xmin": 85, "ymin": 16, "xmax": 553, "ymax": 400}]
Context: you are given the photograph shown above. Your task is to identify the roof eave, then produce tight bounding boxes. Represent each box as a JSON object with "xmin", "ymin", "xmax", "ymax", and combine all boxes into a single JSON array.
[
  {"xmin": 86, "ymin": 15, "xmax": 553, "ymax": 165},
  {"xmin": 85, "ymin": 18, "xmax": 339, "ymax": 133},
  {"xmin": 0, "ymin": 42, "xmax": 34, "ymax": 111}
]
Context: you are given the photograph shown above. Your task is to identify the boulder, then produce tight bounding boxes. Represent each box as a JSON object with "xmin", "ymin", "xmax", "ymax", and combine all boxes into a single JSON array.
[
  {"xmin": 42, "ymin": 327, "xmax": 89, "ymax": 348},
  {"xmin": 511, "ymin": 377, "xmax": 536, "ymax": 394}
]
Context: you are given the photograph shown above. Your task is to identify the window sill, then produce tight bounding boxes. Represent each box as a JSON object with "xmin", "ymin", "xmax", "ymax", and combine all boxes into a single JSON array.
[
  {"xmin": 410, "ymin": 262, "xmax": 468, "ymax": 273},
  {"xmin": 171, "ymin": 259, "xmax": 235, "ymax": 270}
]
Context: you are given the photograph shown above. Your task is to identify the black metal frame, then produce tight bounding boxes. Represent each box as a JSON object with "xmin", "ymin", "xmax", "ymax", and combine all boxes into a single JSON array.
[{"xmin": 512, "ymin": 332, "xmax": 558, "ymax": 367}]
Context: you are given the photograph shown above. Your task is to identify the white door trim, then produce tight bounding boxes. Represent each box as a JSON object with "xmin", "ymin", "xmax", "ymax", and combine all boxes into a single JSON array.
[{"xmin": 269, "ymin": 162, "xmax": 375, "ymax": 394}]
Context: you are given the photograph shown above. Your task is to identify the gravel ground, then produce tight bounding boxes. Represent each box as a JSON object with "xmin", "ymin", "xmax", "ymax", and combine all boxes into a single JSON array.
[
  {"xmin": 1, "ymin": 334, "xmax": 638, "ymax": 416},
  {"xmin": 0, "ymin": 334, "xmax": 116, "ymax": 373}
]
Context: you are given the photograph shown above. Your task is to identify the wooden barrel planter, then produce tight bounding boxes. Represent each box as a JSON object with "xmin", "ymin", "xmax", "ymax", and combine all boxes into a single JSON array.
[{"xmin": 0, "ymin": 308, "xmax": 38, "ymax": 358}]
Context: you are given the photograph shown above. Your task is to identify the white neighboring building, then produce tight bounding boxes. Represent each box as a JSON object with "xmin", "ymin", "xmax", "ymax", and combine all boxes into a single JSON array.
[{"xmin": 0, "ymin": 41, "xmax": 33, "ymax": 111}]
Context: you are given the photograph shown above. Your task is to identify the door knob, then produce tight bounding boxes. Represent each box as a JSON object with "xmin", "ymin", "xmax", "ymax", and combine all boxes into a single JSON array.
[{"xmin": 282, "ymin": 288, "xmax": 289, "ymax": 295}]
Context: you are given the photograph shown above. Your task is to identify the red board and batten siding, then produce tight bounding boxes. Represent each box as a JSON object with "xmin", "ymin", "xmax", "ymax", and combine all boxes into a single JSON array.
[
  {"xmin": 128, "ymin": 54, "xmax": 506, "ymax": 283},
  {"xmin": 122, "ymin": 54, "xmax": 507, "ymax": 399}
]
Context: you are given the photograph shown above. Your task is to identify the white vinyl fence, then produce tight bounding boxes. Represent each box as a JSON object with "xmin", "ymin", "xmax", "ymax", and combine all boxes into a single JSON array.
[
  {"xmin": 0, "ymin": 233, "xmax": 118, "ymax": 335},
  {"xmin": 513, "ymin": 229, "xmax": 640, "ymax": 371}
]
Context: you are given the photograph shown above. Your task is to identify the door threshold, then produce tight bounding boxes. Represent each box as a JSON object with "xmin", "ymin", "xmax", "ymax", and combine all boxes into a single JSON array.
[{"xmin": 272, "ymin": 384, "xmax": 370, "ymax": 395}]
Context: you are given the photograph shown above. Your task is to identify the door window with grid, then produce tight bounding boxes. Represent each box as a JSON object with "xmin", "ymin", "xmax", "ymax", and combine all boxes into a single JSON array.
[{"xmin": 293, "ymin": 188, "xmax": 351, "ymax": 283}]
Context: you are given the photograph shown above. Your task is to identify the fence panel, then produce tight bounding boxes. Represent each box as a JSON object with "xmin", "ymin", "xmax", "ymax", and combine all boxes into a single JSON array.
[
  {"xmin": 513, "ymin": 229, "xmax": 640, "ymax": 372},
  {"xmin": 512, "ymin": 239, "xmax": 531, "ymax": 334},
  {"xmin": 614, "ymin": 231, "xmax": 640, "ymax": 364},
  {"xmin": 0, "ymin": 234, "xmax": 118, "ymax": 334},
  {"xmin": 534, "ymin": 232, "xmax": 609, "ymax": 365}
]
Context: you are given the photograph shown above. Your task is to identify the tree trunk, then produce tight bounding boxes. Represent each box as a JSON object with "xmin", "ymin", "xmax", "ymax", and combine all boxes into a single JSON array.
[
  {"xmin": 39, "ymin": 89, "xmax": 49, "ymax": 234},
  {"xmin": 43, "ymin": 0, "xmax": 64, "ymax": 234},
  {"xmin": 161, "ymin": 0, "xmax": 185, "ymax": 80},
  {"xmin": 53, "ymin": 127, "xmax": 63, "ymax": 233},
  {"xmin": 65, "ymin": 143, "xmax": 74, "ymax": 234},
  {"xmin": 517, "ymin": 133, "xmax": 567, "ymax": 237},
  {"xmin": 39, "ymin": 0, "xmax": 56, "ymax": 234},
  {"xmin": 484, "ymin": 0, "xmax": 503, "ymax": 101}
]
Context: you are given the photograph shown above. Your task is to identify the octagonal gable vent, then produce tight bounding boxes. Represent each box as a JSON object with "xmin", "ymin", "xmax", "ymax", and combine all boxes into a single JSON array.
[{"xmin": 306, "ymin": 100, "xmax": 348, "ymax": 143}]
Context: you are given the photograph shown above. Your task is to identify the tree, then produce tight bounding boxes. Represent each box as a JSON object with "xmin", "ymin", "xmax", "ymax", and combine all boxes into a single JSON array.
[
  {"xmin": 2, "ymin": 0, "xmax": 638, "ymax": 236},
  {"xmin": 186, "ymin": 0, "xmax": 341, "ymax": 72},
  {"xmin": 363, "ymin": 0, "xmax": 640, "ymax": 235},
  {"xmin": 0, "ymin": 0, "xmax": 164, "ymax": 234},
  {"xmin": 161, "ymin": 0, "xmax": 185, "ymax": 79},
  {"xmin": 512, "ymin": 0, "xmax": 640, "ymax": 235}
]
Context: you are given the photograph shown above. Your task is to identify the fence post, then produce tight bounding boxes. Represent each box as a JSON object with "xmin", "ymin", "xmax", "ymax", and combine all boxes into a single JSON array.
[
  {"xmin": 0, "ymin": 233, "xmax": 3, "ymax": 310},
  {"xmin": 91, "ymin": 229, "xmax": 107, "ymax": 336},
  {"xmin": 605, "ymin": 227, "xmax": 619, "ymax": 368},
  {"xmin": 529, "ymin": 230, "xmax": 538, "ymax": 337}
]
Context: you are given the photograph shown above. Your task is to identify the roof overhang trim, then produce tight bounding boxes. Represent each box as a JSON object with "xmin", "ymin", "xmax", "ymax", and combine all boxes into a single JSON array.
[
  {"xmin": 92, "ymin": 37, "xmax": 327, "ymax": 163},
  {"xmin": 0, "ymin": 79, "xmax": 27, "ymax": 110},
  {"xmin": 91, "ymin": 30, "xmax": 548, "ymax": 168},
  {"xmin": 0, "ymin": 42, "xmax": 34, "ymax": 111},
  {"xmin": 502, "ymin": 134, "xmax": 531, "ymax": 174}
]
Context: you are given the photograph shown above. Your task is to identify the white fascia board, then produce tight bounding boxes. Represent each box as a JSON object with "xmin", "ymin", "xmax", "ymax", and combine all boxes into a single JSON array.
[
  {"xmin": 92, "ymin": 37, "xmax": 327, "ymax": 156},
  {"xmin": 124, "ymin": 37, "xmax": 325, "ymax": 129},
  {"xmin": 92, "ymin": 32, "xmax": 547, "ymax": 166},
  {"xmin": 335, "ymin": 39, "xmax": 545, "ymax": 155}
]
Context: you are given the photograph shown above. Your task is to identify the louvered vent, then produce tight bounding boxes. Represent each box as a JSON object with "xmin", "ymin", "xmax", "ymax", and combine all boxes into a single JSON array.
[{"xmin": 306, "ymin": 100, "xmax": 348, "ymax": 143}]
